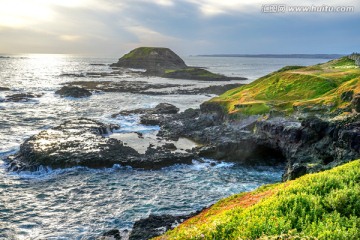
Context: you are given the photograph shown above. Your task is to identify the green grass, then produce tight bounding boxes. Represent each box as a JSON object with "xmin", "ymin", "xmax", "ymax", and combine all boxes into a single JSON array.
[
  {"xmin": 163, "ymin": 68, "xmax": 226, "ymax": 80},
  {"xmin": 157, "ymin": 160, "xmax": 360, "ymax": 240},
  {"xmin": 207, "ymin": 56, "xmax": 360, "ymax": 116},
  {"xmin": 122, "ymin": 47, "xmax": 167, "ymax": 59}
]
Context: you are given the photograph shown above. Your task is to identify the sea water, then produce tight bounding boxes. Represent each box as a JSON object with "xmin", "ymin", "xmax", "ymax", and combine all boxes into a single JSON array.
[{"xmin": 0, "ymin": 55, "xmax": 328, "ymax": 239}]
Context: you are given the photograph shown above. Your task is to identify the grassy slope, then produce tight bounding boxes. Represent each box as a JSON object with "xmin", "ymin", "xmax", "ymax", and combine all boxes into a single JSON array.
[
  {"xmin": 157, "ymin": 160, "xmax": 360, "ymax": 240},
  {"xmin": 122, "ymin": 47, "xmax": 168, "ymax": 59},
  {"xmin": 208, "ymin": 57, "xmax": 360, "ymax": 115}
]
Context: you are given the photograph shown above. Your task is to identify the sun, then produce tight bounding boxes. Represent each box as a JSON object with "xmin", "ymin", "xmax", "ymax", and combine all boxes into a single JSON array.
[
  {"xmin": 0, "ymin": 0, "xmax": 53, "ymax": 28},
  {"xmin": 0, "ymin": 0, "xmax": 98, "ymax": 28}
]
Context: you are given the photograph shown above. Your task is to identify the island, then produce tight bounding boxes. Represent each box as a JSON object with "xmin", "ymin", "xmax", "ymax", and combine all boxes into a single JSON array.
[{"xmin": 110, "ymin": 47, "xmax": 247, "ymax": 81}]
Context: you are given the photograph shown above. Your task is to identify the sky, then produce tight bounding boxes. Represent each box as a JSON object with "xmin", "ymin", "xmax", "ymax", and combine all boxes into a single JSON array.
[{"xmin": 0, "ymin": 0, "xmax": 359, "ymax": 56}]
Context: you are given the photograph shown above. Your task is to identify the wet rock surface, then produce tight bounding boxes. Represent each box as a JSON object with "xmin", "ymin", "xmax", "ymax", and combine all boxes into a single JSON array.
[
  {"xmin": 112, "ymin": 103, "xmax": 179, "ymax": 118},
  {"xmin": 99, "ymin": 229, "xmax": 122, "ymax": 240},
  {"xmin": 0, "ymin": 92, "xmax": 43, "ymax": 102},
  {"xmin": 60, "ymin": 80, "xmax": 243, "ymax": 96},
  {"xmin": 128, "ymin": 213, "xmax": 198, "ymax": 240},
  {"xmin": 55, "ymin": 86, "xmax": 92, "ymax": 98},
  {"xmin": 0, "ymin": 87, "xmax": 10, "ymax": 91},
  {"xmin": 145, "ymin": 105, "xmax": 360, "ymax": 181},
  {"xmin": 6, "ymin": 118, "xmax": 197, "ymax": 171},
  {"xmin": 63, "ymin": 80, "xmax": 184, "ymax": 94}
]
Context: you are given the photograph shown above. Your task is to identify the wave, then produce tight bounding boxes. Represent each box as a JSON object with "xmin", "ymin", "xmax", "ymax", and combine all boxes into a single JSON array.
[{"xmin": 6, "ymin": 158, "xmax": 235, "ymax": 180}]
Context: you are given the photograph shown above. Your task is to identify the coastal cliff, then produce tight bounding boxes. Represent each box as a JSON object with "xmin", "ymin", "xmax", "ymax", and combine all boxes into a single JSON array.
[{"xmin": 151, "ymin": 55, "xmax": 360, "ymax": 239}]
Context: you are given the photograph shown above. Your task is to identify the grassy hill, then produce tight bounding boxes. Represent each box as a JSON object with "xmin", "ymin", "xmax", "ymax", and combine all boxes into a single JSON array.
[
  {"xmin": 157, "ymin": 160, "xmax": 360, "ymax": 240},
  {"xmin": 206, "ymin": 56, "xmax": 360, "ymax": 116}
]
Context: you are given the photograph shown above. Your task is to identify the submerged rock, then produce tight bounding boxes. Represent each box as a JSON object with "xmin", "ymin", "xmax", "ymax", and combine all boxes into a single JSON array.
[
  {"xmin": 0, "ymin": 87, "xmax": 10, "ymax": 91},
  {"xmin": 55, "ymin": 86, "xmax": 92, "ymax": 98},
  {"xmin": 0, "ymin": 92, "xmax": 43, "ymax": 102}
]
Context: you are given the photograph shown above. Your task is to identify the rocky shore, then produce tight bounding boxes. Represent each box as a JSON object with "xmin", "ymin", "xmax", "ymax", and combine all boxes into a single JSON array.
[{"xmin": 4, "ymin": 55, "xmax": 360, "ymax": 239}]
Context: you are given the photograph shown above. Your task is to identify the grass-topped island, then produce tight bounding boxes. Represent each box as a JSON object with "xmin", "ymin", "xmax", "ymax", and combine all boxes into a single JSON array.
[{"xmin": 111, "ymin": 47, "xmax": 247, "ymax": 81}]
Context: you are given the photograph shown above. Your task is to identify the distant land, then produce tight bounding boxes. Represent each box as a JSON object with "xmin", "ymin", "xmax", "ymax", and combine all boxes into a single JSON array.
[{"xmin": 196, "ymin": 54, "xmax": 345, "ymax": 59}]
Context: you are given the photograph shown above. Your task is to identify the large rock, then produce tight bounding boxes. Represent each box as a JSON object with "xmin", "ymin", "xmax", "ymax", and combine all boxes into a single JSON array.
[
  {"xmin": 55, "ymin": 86, "xmax": 92, "ymax": 98},
  {"xmin": 0, "ymin": 87, "xmax": 10, "ymax": 91},
  {"xmin": 112, "ymin": 103, "xmax": 179, "ymax": 118},
  {"xmin": 7, "ymin": 118, "xmax": 138, "ymax": 171},
  {"xmin": 129, "ymin": 213, "xmax": 197, "ymax": 240},
  {"xmin": 111, "ymin": 47, "xmax": 186, "ymax": 74},
  {"xmin": 7, "ymin": 118, "xmax": 195, "ymax": 171}
]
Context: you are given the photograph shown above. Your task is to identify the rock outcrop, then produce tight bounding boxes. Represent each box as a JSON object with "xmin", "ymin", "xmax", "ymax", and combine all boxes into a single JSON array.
[
  {"xmin": 111, "ymin": 47, "xmax": 186, "ymax": 74},
  {"xmin": 55, "ymin": 86, "xmax": 92, "ymax": 98},
  {"xmin": 112, "ymin": 103, "xmax": 179, "ymax": 118},
  {"xmin": 7, "ymin": 118, "xmax": 196, "ymax": 171},
  {"xmin": 140, "ymin": 105, "xmax": 360, "ymax": 181},
  {"xmin": 0, "ymin": 93, "xmax": 43, "ymax": 102},
  {"xmin": 129, "ymin": 213, "xmax": 198, "ymax": 240},
  {"xmin": 0, "ymin": 87, "xmax": 10, "ymax": 91}
]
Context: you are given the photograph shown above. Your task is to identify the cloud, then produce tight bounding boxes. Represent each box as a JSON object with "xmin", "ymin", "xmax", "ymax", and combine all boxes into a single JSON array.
[{"xmin": 0, "ymin": 0, "xmax": 358, "ymax": 55}]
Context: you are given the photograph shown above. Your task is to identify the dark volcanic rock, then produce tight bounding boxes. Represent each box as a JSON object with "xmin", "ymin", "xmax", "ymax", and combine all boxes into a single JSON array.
[
  {"xmin": 129, "ymin": 213, "xmax": 197, "ymax": 240},
  {"xmin": 341, "ymin": 90, "xmax": 354, "ymax": 102},
  {"xmin": 1, "ymin": 93, "xmax": 43, "ymax": 102},
  {"xmin": 351, "ymin": 94, "xmax": 360, "ymax": 112},
  {"xmin": 99, "ymin": 229, "xmax": 122, "ymax": 240},
  {"xmin": 0, "ymin": 87, "xmax": 10, "ymax": 91},
  {"xmin": 112, "ymin": 103, "xmax": 179, "ymax": 118},
  {"xmin": 63, "ymin": 80, "xmax": 243, "ymax": 96},
  {"xmin": 63, "ymin": 81, "xmax": 184, "ymax": 94},
  {"xmin": 55, "ymin": 86, "xmax": 92, "ymax": 98},
  {"xmin": 111, "ymin": 47, "xmax": 187, "ymax": 74},
  {"xmin": 154, "ymin": 103, "xmax": 179, "ymax": 114},
  {"xmin": 147, "ymin": 104, "xmax": 360, "ymax": 181},
  {"xmin": 7, "ymin": 118, "xmax": 138, "ymax": 171},
  {"xmin": 7, "ymin": 118, "xmax": 196, "ymax": 171}
]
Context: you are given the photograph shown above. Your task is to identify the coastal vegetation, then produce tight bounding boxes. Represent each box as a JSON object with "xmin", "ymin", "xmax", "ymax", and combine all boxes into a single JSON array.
[
  {"xmin": 207, "ymin": 56, "xmax": 360, "ymax": 116},
  {"xmin": 158, "ymin": 160, "xmax": 360, "ymax": 240}
]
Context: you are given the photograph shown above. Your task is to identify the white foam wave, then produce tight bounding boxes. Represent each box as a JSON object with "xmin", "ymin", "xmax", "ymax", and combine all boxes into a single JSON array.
[{"xmin": 7, "ymin": 164, "xmax": 133, "ymax": 180}]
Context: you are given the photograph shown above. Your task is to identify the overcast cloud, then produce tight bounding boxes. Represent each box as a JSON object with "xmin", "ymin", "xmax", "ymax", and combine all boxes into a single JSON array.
[{"xmin": 0, "ymin": 0, "xmax": 359, "ymax": 55}]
